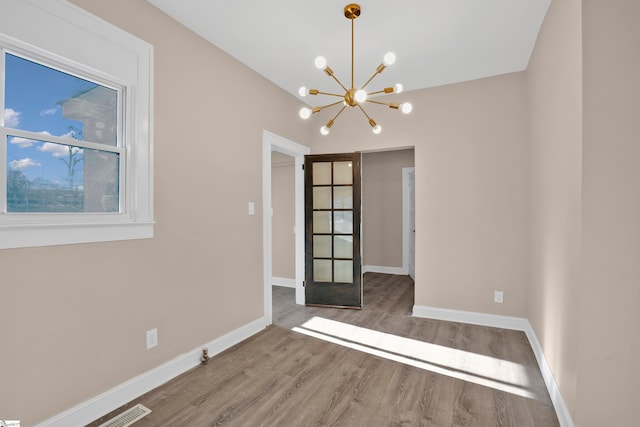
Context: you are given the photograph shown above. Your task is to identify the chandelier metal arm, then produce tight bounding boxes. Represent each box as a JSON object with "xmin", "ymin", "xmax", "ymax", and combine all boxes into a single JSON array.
[
  {"xmin": 329, "ymin": 73, "xmax": 350, "ymax": 93},
  {"xmin": 366, "ymin": 99, "xmax": 400, "ymax": 109},
  {"xmin": 322, "ymin": 104, "xmax": 349, "ymax": 134},
  {"xmin": 367, "ymin": 87, "xmax": 395, "ymax": 96},
  {"xmin": 312, "ymin": 90, "xmax": 345, "ymax": 98},
  {"xmin": 360, "ymin": 64, "xmax": 386, "ymax": 91},
  {"xmin": 356, "ymin": 103, "xmax": 373, "ymax": 121},
  {"xmin": 330, "ymin": 104, "xmax": 348, "ymax": 122},
  {"xmin": 315, "ymin": 99, "xmax": 347, "ymax": 112},
  {"xmin": 356, "ymin": 103, "xmax": 381, "ymax": 132},
  {"xmin": 351, "ymin": 11, "xmax": 355, "ymax": 88}
]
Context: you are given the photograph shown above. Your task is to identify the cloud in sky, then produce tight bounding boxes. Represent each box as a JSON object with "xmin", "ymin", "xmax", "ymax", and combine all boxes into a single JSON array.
[
  {"xmin": 40, "ymin": 106, "xmax": 59, "ymax": 116},
  {"xmin": 9, "ymin": 131, "xmax": 54, "ymax": 148},
  {"xmin": 9, "ymin": 136, "xmax": 35, "ymax": 148},
  {"xmin": 9, "ymin": 158, "xmax": 41, "ymax": 170},
  {"xmin": 39, "ymin": 141, "xmax": 81, "ymax": 158},
  {"xmin": 4, "ymin": 108, "xmax": 21, "ymax": 128}
]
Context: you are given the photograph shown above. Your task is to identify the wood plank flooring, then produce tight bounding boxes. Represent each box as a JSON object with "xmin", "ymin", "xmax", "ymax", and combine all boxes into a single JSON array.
[{"xmin": 87, "ymin": 273, "xmax": 559, "ymax": 426}]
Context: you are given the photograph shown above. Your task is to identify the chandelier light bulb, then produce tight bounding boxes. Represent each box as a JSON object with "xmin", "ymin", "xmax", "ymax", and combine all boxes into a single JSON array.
[
  {"xmin": 314, "ymin": 56, "xmax": 327, "ymax": 69},
  {"xmin": 401, "ymin": 102, "xmax": 413, "ymax": 114},
  {"xmin": 298, "ymin": 86, "xmax": 308, "ymax": 97},
  {"xmin": 320, "ymin": 126, "xmax": 330, "ymax": 135},
  {"xmin": 354, "ymin": 89, "xmax": 367, "ymax": 103},
  {"xmin": 372, "ymin": 124, "xmax": 382, "ymax": 134},
  {"xmin": 383, "ymin": 52, "xmax": 396, "ymax": 66},
  {"xmin": 299, "ymin": 107, "xmax": 312, "ymax": 119},
  {"xmin": 394, "ymin": 83, "xmax": 403, "ymax": 93}
]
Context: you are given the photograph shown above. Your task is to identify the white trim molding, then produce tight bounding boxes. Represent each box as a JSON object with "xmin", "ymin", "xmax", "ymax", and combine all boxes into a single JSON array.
[
  {"xmin": 402, "ymin": 167, "xmax": 415, "ymax": 280},
  {"xmin": 272, "ymin": 276, "xmax": 296, "ymax": 288},
  {"xmin": 412, "ymin": 305, "xmax": 529, "ymax": 331},
  {"xmin": 412, "ymin": 305, "xmax": 574, "ymax": 427},
  {"xmin": 262, "ymin": 130, "xmax": 310, "ymax": 323},
  {"xmin": 523, "ymin": 324, "xmax": 574, "ymax": 427},
  {"xmin": 363, "ymin": 265, "xmax": 407, "ymax": 275},
  {"xmin": 36, "ymin": 317, "xmax": 268, "ymax": 427}
]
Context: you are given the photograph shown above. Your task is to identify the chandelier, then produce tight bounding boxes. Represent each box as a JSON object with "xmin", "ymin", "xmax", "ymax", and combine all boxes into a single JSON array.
[{"xmin": 298, "ymin": 3, "xmax": 413, "ymax": 135}]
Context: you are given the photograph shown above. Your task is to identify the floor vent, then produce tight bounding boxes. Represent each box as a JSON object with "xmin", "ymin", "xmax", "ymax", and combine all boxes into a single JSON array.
[{"xmin": 97, "ymin": 404, "xmax": 151, "ymax": 427}]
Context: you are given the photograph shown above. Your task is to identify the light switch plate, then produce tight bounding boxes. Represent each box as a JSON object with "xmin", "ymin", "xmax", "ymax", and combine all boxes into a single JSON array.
[{"xmin": 146, "ymin": 328, "xmax": 158, "ymax": 349}]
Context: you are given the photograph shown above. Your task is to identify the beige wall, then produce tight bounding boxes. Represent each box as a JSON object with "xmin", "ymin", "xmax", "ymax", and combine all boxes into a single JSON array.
[
  {"xmin": 577, "ymin": 1, "xmax": 640, "ymax": 426},
  {"xmin": 271, "ymin": 152, "xmax": 295, "ymax": 280},
  {"xmin": 309, "ymin": 72, "xmax": 530, "ymax": 318},
  {"xmin": 528, "ymin": 1, "xmax": 639, "ymax": 425},
  {"xmin": 362, "ymin": 149, "xmax": 414, "ymax": 269},
  {"xmin": 526, "ymin": 0, "xmax": 582, "ymax": 418},
  {"xmin": 0, "ymin": 1, "xmax": 309, "ymax": 424}
]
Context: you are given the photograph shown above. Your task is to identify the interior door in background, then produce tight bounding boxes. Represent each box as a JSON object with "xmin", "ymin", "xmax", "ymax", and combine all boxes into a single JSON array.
[
  {"xmin": 305, "ymin": 153, "xmax": 362, "ymax": 308},
  {"xmin": 409, "ymin": 168, "xmax": 415, "ymax": 280}
]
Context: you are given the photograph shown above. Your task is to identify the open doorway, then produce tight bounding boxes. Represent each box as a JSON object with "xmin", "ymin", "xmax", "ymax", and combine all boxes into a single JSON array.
[
  {"xmin": 262, "ymin": 131, "xmax": 310, "ymax": 325},
  {"xmin": 361, "ymin": 149, "xmax": 415, "ymax": 276},
  {"xmin": 271, "ymin": 151, "xmax": 297, "ymax": 289}
]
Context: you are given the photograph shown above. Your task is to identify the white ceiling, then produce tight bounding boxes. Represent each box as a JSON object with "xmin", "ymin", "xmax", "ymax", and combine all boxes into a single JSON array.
[{"xmin": 147, "ymin": 0, "xmax": 551, "ymax": 102}]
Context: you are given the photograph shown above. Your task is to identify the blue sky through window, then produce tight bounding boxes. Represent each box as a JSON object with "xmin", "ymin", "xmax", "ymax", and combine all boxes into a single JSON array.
[{"xmin": 4, "ymin": 53, "xmax": 98, "ymax": 184}]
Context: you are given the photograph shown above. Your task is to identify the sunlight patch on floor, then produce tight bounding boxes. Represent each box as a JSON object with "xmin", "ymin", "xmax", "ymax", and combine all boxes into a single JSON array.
[{"xmin": 292, "ymin": 316, "xmax": 537, "ymax": 399}]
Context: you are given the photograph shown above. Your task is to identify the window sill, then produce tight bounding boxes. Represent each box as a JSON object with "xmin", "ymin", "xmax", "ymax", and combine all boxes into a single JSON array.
[{"xmin": 0, "ymin": 220, "xmax": 154, "ymax": 249}]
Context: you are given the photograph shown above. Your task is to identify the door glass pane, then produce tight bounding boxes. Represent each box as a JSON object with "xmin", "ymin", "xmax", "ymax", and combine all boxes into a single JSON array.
[
  {"xmin": 314, "ymin": 259, "xmax": 332, "ymax": 282},
  {"xmin": 313, "ymin": 186, "xmax": 331, "ymax": 209},
  {"xmin": 334, "ymin": 260, "xmax": 353, "ymax": 283},
  {"xmin": 333, "ymin": 186, "xmax": 352, "ymax": 209},
  {"xmin": 313, "ymin": 211, "xmax": 332, "ymax": 233},
  {"xmin": 334, "ymin": 235, "xmax": 353, "ymax": 258},
  {"xmin": 313, "ymin": 235, "xmax": 332, "ymax": 258},
  {"xmin": 313, "ymin": 162, "xmax": 332, "ymax": 185},
  {"xmin": 333, "ymin": 161, "xmax": 352, "ymax": 185},
  {"xmin": 334, "ymin": 211, "xmax": 353, "ymax": 234}
]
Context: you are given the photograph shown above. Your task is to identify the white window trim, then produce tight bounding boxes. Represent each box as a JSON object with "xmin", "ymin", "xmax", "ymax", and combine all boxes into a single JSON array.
[{"xmin": 0, "ymin": 0, "xmax": 154, "ymax": 249}]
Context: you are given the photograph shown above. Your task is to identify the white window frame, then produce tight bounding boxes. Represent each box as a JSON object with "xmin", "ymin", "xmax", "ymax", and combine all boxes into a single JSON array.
[{"xmin": 0, "ymin": 0, "xmax": 154, "ymax": 249}]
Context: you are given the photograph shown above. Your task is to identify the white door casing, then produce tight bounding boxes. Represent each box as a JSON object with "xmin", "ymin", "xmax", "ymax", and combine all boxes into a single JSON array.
[
  {"xmin": 263, "ymin": 131, "xmax": 310, "ymax": 324},
  {"xmin": 402, "ymin": 167, "xmax": 415, "ymax": 280}
]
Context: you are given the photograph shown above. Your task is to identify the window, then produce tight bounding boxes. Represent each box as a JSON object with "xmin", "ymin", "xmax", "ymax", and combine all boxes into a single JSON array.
[
  {"xmin": 4, "ymin": 53, "xmax": 121, "ymax": 214},
  {"xmin": 0, "ymin": 0, "xmax": 153, "ymax": 248}
]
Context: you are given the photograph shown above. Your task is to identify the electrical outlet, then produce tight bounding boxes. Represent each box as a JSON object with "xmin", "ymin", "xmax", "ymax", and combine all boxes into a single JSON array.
[
  {"xmin": 146, "ymin": 328, "xmax": 158, "ymax": 349},
  {"xmin": 494, "ymin": 290, "xmax": 504, "ymax": 304}
]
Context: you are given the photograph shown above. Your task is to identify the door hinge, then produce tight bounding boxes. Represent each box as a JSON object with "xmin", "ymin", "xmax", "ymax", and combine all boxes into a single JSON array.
[
  {"xmin": 302, "ymin": 281, "xmax": 305, "ymax": 287},
  {"xmin": 302, "ymin": 164, "xmax": 305, "ymax": 170}
]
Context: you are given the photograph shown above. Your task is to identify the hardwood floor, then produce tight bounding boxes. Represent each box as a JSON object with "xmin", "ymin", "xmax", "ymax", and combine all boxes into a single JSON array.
[{"xmin": 87, "ymin": 273, "xmax": 559, "ymax": 426}]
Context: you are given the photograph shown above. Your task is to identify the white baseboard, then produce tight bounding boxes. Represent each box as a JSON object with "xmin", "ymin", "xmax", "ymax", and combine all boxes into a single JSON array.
[
  {"xmin": 522, "ymin": 322, "xmax": 575, "ymax": 427},
  {"xmin": 37, "ymin": 317, "xmax": 268, "ymax": 427},
  {"xmin": 363, "ymin": 265, "xmax": 407, "ymax": 275},
  {"xmin": 412, "ymin": 305, "xmax": 530, "ymax": 331},
  {"xmin": 272, "ymin": 276, "xmax": 296, "ymax": 288},
  {"xmin": 412, "ymin": 305, "xmax": 574, "ymax": 427}
]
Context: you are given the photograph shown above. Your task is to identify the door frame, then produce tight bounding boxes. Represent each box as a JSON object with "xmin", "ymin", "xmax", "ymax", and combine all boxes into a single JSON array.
[
  {"xmin": 262, "ymin": 130, "xmax": 310, "ymax": 324},
  {"xmin": 402, "ymin": 167, "xmax": 415, "ymax": 278}
]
